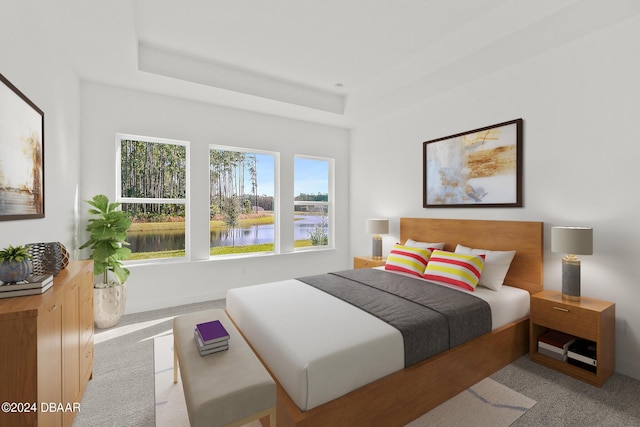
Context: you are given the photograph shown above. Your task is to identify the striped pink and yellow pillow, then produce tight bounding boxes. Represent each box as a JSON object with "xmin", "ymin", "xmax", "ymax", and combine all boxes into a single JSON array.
[
  {"xmin": 423, "ymin": 250, "xmax": 486, "ymax": 291},
  {"xmin": 384, "ymin": 244, "xmax": 432, "ymax": 277}
]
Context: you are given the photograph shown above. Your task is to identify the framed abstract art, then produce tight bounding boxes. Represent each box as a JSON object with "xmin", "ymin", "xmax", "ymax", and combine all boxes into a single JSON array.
[
  {"xmin": 423, "ymin": 119, "xmax": 522, "ymax": 208},
  {"xmin": 0, "ymin": 73, "xmax": 44, "ymax": 220}
]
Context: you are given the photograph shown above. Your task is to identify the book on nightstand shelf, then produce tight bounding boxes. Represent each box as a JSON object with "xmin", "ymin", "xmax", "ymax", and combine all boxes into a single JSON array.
[
  {"xmin": 538, "ymin": 345, "xmax": 568, "ymax": 362},
  {"xmin": 537, "ymin": 329, "xmax": 576, "ymax": 361},
  {"xmin": 568, "ymin": 339, "xmax": 597, "ymax": 372},
  {"xmin": 0, "ymin": 274, "xmax": 54, "ymax": 298}
]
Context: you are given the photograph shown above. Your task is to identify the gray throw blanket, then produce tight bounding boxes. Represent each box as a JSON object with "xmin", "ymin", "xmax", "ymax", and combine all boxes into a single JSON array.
[{"xmin": 297, "ymin": 269, "xmax": 491, "ymax": 367}]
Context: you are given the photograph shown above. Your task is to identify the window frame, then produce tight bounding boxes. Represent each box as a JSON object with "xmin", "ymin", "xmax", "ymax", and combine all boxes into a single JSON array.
[
  {"xmin": 208, "ymin": 144, "xmax": 279, "ymax": 258},
  {"xmin": 293, "ymin": 154, "xmax": 334, "ymax": 251},
  {"xmin": 115, "ymin": 133, "xmax": 191, "ymax": 263}
]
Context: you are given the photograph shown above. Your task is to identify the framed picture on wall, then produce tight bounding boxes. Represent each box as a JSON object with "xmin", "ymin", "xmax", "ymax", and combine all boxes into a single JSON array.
[
  {"xmin": 0, "ymin": 73, "xmax": 44, "ymax": 220},
  {"xmin": 423, "ymin": 118, "xmax": 523, "ymax": 208}
]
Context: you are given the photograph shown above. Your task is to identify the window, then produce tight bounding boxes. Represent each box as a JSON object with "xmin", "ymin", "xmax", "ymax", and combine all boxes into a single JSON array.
[
  {"xmin": 116, "ymin": 134, "xmax": 189, "ymax": 261},
  {"xmin": 209, "ymin": 146, "xmax": 277, "ymax": 256},
  {"xmin": 294, "ymin": 156, "xmax": 332, "ymax": 249},
  {"xmin": 116, "ymin": 139, "xmax": 332, "ymax": 260}
]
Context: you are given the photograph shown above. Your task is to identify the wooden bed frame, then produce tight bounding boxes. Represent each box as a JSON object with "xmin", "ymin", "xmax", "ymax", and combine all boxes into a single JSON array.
[{"xmin": 237, "ymin": 218, "xmax": 544, "ymax": 427}]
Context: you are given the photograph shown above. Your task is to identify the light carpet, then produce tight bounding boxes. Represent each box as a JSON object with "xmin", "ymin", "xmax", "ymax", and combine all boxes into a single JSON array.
[{"xmin": 154, "ymin": 333, "xmax": 535, "ymax": 426}]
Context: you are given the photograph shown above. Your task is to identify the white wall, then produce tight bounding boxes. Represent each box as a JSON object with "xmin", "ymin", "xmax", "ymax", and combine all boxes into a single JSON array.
[
  {"xmin": 79, "ymin": 82, "xmax": 350, "ymax": 313},
  {"xmin": 348, "ymin": 15, "xmax": 640, "ymax": 379},
  {"xmin": 0, "ymin": 1, "xmax": 81, "ymax": 255},
  {"xmin": 5, "ymin": 0, "xmax": 638, "ymax": 382}
]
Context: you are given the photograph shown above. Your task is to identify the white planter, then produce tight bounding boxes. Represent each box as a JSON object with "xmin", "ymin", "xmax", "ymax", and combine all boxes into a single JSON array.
[{"xmin": 94, "ymin": 283, "xmax": 127, "ymax": 329}]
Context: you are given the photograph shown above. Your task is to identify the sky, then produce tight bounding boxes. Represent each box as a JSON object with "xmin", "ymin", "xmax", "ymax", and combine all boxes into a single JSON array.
[{"xmin": 249, "ymin": 154, "xmax": 328, "ymax": 197}]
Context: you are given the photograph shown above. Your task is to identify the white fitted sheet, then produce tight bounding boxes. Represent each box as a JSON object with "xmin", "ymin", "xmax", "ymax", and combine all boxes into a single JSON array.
[{"xmin": 226, "ymin": 270, "xmax": 530, "ymax": 412}]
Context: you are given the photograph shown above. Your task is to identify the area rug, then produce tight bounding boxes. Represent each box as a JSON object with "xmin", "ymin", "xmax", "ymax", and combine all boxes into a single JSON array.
[
  {"xmin": 155, "ymin": 333, "xmax": 535, "ymax": 427},
  {"xmin": 406, "ymin": 374, "xmax": 536, "ymax": 426},
  {"xmin": 154, "ymin": 333, "xmax": 189, "ymax": 427}
]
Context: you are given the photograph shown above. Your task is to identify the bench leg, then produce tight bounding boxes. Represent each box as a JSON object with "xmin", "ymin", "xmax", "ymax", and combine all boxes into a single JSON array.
[
  {"xmin": 173, "ymin": 334, "xmax": 178, "ymax": 384},
  {"xmin": 264, "ymin": 406, "xmax": 276, "ymax": 427},
  {"xmin": 227, "ymin": 407, "xmax": 276, "ymax": 427}
]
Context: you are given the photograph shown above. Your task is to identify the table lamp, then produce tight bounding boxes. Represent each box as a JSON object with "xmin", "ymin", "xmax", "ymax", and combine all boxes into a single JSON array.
[
  {"xmin": 551, "ymin": 226, "xmax": 593, "ymax": 301},
  {"xmin": 366, "ymin": 219, "xmax": 389, "ymax": 259}
]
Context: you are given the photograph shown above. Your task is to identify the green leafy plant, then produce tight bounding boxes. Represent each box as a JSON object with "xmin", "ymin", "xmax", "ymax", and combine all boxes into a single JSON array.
[
  {"xmin": 79, "ymin": 194, "xmax": 132, "ymax": 285},
  {"xmin": 0, "ymin": 244, "xmax": 32, "ymax": 262},
  {"xmin": 308, "ymin": 206, "xmax": 329, "ymax": 246}
]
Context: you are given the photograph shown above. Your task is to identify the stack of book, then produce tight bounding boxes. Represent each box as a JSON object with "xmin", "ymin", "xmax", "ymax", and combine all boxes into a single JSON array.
[
  {"xmin": 537, "ymin": 329, "xmax": 576, "ymax": 362},
  {"xmin": 194, "ymin": 319, "xmax": 230, "ymax": 356},
  {"xmin": 568, "ymin": 339, "xmax": 597, "ymax": 373},
  {"xmin": 0, "ymin": 274, "xmax": 54, "ymax": 299}
]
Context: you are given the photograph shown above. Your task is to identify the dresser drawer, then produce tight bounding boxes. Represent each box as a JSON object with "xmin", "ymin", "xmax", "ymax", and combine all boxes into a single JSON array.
[
  {"xmin": 79, "ymin": 283, "xmax": 94, "ymax": 345},
  {"xmin": 531, "ymin": 297, "xmax": 598, "ymax": 341}
]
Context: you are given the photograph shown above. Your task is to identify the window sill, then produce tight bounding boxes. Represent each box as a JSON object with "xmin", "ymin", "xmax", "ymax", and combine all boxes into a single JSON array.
[{"xmin": 124, "ymin": 246, "xmax": 337, "ymax": 268}]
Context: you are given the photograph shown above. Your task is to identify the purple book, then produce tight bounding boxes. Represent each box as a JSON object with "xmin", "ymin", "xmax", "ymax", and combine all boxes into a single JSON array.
[{"xmin": 195, "ymin": 320, "xmax": 230, "ymax": 345}]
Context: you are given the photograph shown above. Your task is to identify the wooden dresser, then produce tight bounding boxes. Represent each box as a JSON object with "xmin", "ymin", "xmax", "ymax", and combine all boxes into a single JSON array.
[{"xmin": 0, "ymin": 260, "xmax": 94, "ymax": 427}]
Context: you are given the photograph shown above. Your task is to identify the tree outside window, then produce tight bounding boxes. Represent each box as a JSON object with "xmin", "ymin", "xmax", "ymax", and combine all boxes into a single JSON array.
[
  {"xmin": 209, "ymin": 147, "xmax": 276, "ymax": 256},
  {"xmin": 116, "ymin": 134, "xmax": 189, "ymax": 260}
]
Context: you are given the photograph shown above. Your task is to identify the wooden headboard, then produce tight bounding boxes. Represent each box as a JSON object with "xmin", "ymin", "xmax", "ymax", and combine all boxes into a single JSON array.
[{"xmin": 400, "ymin": 218, "xmax": 543, "ymax": 294}]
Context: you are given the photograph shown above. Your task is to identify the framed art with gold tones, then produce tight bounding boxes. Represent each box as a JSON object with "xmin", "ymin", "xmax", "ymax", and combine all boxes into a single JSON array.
[
  {"xmin": 423, "ymin": 118, "xmax": 522, "ymax": 208},
  {"xmin": 0, "ymin": 73, "xmax": 44, "ymax": 220}
]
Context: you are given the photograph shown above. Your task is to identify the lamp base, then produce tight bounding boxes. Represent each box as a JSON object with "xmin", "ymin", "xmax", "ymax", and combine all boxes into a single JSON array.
[
  {"xmin": 371, "ymin": 235, "xmax": 382, "ymax": 260},
  {"xmin": 562, "ymin": 293, "xmax": 581, "ymax": 302},
  {"xmin": 561, "ymin": 256, "xmax": 581, "ymax": 301}
]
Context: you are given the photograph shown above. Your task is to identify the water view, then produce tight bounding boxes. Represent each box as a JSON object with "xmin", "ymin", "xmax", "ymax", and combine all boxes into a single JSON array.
[
  {"xmin": 127, "ymin": 215, "xmax": 326, "ymax": 254},
  {"xmin": 121, "ymin": 145, "xmax": 329, "ymax": 258}
]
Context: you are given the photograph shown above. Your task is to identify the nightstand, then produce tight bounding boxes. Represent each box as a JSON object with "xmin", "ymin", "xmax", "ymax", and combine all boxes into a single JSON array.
[
  {"xmin": 529, "ymin": 290, "xmax": 615, "ymax": 386},
  {"xmin": 353, "ymin": 256, "xmax": 386, "ymax": 269}
]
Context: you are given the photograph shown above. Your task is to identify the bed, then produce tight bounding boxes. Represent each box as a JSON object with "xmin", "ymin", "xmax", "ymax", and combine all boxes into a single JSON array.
[{"xmin": 226, "ymin": 218, "xmax": 543, "ymax": 427}]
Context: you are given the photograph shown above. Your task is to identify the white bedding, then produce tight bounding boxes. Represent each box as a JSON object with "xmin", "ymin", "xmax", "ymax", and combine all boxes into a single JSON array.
[
  {"xmin": 373, "ymin": 267, "xmax": 531, "ymax": 331},
  {"xmin": 226, "ymin": 269, "xmax": 530, "ymax": 411}
]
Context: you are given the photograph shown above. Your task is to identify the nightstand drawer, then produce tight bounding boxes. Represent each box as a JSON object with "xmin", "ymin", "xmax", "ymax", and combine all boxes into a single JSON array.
[{"xmin": 531, "ymin": 298, "xmax": 598, "ymax": 341}]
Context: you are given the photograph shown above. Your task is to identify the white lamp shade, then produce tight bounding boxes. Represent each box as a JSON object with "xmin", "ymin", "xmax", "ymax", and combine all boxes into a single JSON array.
[
  {"xmin": 366, "ymin": 219, "xmax": 389, "ymax": 235},
  {"xmin": 551, "ymin": 226, "xmax": 593, "ymax": 255}
]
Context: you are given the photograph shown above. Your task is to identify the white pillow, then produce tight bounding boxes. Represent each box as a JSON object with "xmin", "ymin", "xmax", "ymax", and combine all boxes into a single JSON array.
[
  {"xmin": 454, "ymin": 244, "xmax": 516, "ymax": 291},
  {"xmin": 405, "ymin": 239, "xmax": 445, "ymax": 250}
]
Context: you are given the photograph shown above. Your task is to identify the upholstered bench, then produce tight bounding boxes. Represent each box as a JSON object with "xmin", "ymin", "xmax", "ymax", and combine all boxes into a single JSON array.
[{"xmin": 173, "ymin": 309, "xmax": 276, "ymax": 427}]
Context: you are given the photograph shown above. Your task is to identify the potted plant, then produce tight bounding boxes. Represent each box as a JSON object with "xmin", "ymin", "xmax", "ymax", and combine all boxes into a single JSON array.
[
  {"xmin": 79, "ymin": 194, "xmax": 132, "ymax": 328},
  {"xmin": 0, "ymin": 244, "xmax": 33, "ymax": 283}
]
